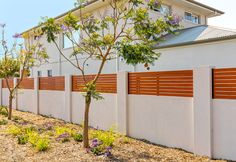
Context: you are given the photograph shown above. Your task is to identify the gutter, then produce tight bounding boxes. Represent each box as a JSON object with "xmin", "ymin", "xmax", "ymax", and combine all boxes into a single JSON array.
[
  {"xmin": 185, "ymin": 0, "xmax": 224, "ymax": 15},
  {"xmin": 155, "ymin": 35, "xmax": 236, "ymax": 49}
]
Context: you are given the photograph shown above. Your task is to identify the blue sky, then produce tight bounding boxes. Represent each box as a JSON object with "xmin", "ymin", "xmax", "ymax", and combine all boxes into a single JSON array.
[{"xmin": 0, "ymin": 0, "xmax": 235, "ymax": 42}]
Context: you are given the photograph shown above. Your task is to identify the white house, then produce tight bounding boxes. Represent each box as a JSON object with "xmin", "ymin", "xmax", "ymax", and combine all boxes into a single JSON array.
[{"xmin": 21, "ymin": 0, "xmax": 236, "ymax": 77}]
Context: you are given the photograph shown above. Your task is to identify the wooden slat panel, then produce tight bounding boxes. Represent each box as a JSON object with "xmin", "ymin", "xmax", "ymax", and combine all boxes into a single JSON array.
[
  {"xmin": 213, "ymin": 68, "xmax": 236, "ymax": 99},
  {"xmin": 128, "ymin": 70, "xmax": 193, "ymax": 97},
  {"xmin": 72, "ymin": 74, "xmax": 117, "ymax": 93},
  {"xmin": 39, "ymin": 76, "xmax": 65, "ymax": 91},
  {"xmin": 18, "ymin": 78, "xmax": 34, "ymax": 89},
  {"xmin": 2, "ymin": 79, "xmax": 14, "ymax": 88}
]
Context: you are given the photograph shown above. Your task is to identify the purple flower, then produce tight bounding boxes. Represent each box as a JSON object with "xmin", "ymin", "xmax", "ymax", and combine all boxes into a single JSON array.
[
  {"xmin": 168, "ymin": 15, "xmax": 181, "ymax": 26},
  {"xmin": 13, "ymin": 33, "xmax": 22, "ymax": 39},
  {"xmin": 61, "ymin": 24, "xmax": 69, "ymax": 31},
  {"xmin": 105, "ymin": 146, "xmax": 112, "ymax": 157}
]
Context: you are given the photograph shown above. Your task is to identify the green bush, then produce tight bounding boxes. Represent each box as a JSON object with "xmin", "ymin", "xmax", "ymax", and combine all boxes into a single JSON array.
[
  {"xmin": 0, "ymin": 106, "xmax": 8, "ymax": 117},
  {"xmin": 73, "ymin": 133, "xmax": 83, "ymax": 142},
  {"xmin": 17, "ymin": 135, "xmax": 28, "ymax": 145},
  {"xmin": 7, "ymin": 125, "xmax": 23, "ymax": 136},
  {"xmin": 0, "ymin": 119, "xmax": 8, "ymax": 125},
  {"xmin": 28, "ymin": 131, "xmax": 50, "ymax": 151},
  {"xmin": 55, "ymin": 126, "xmax": 75, "ymax": 136},
  {"xmin": 92, "ymin": 129, "xmax": 117, "ymax": 147},
  {"xmin": 35, "ymin": 137, "xmax": 50, "ymax": 151}
]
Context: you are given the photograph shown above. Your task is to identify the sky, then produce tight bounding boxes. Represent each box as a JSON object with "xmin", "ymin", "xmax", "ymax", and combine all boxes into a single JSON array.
[{"xmin": 0, "ymin": 0, "xmax": 236, "ymax": 42}]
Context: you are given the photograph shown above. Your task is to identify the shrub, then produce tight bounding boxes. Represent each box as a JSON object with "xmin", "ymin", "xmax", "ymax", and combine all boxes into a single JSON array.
[
  {"xmin": 28, "ymin": 131, "xmax": 50, "ymax": 151},
  {"xmin": 73, "ymin": 133, "xmax": 83, "ymax": 142},
  {"xmin": 17, "ymin": 135, "xmax": 28, "ymax": 145},
  {"xmin": 7, "ymin": 125, "xmax": 22, "ymax": 136},
  {"xmin": 0, "ymin": 106, "xmax": 8, "ymax": 117},
  {"xmin": 56, "ymin": 132, "xmax": 70, "ymax": 143},
  {"xmin": 91, "ymin": 129, "xmax": 117, "ymax": 147},
  {"xmin": 35, "ymin": 137, "xmax": 50, "ymax": 151},
  {"xmin": 55, "ymin": 126, "xmax": 75, "ymax": 136},
  {"xmin": 0, "ymin": 119, "xmax": 8, "ymax": 125}
]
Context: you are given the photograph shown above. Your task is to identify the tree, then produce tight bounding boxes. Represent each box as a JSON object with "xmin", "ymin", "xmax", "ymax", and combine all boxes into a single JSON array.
[
  {"xmin": 0, "ymin": 24, "xmax": 48, "ymax": 120},
  {"xmin": 39, "ymin": 0, "xmax": 180, "ymax": 148}
]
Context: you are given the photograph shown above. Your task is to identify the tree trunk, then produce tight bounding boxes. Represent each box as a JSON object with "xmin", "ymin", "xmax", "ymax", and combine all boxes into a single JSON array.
[
  {"xmin": 83, "ymin": 93, "xmax": 91, "ymax": 148},
  {"xmin": 8, "ymin": 94, "xmax": 13, "ymax": 120}
]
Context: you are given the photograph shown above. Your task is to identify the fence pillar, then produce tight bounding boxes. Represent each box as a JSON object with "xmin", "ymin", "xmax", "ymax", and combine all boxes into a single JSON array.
[
  {"xmin": 193, "ymin": 66, "xmax": 213, "ymax": 158},
  {"xmin": 13, "ymin": 78, "xmax": 18, "ymax": 110},
  {"xmin": 65, "ymin": 75, "xmax": 72, "ymax": 122},
  {"xmin": 34, "ymin": 77, "xmax": 39, "ymax": 114},
  {"xmin": 117, "ymin": 71, "xmax": 128, "ymax": 135},
  {"xmin": 0, "ymin": 79, "xmax": 2, "ymax": 106}
]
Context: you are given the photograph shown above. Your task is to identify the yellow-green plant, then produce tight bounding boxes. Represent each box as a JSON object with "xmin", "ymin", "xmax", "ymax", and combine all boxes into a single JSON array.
[
  {"xmin": 7, "ymin": 125, "xmax": 22, "ymax": 136},
  {"xmin": 55, "ymin": 126, "xmax": 75, "ymax": 136}
]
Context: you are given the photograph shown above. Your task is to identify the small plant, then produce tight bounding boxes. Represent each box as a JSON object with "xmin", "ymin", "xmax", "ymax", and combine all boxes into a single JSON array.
[
  {"xmin": 91, "ymin": 129, "xmax": 117, "ymax": 147},
  {"xmin": 7, "ymin": 125, "xmax": 22, "ymax": 136},
  {"xmin": 0, "ymin": 106, "xmax": 8, "ymax": 117},
  {"xmin": 0, "ymin": 119, "xmax": 8, "ymax": 125},
  {"xmin": 55, "ymin": 126, "xmax": 75, "ymax": 136},
  {"xmin": 17, "ymin": 134, "xmax": 28, "ymax": 145},
  {"xmin": 73, "ymin": 133, "xmax": 83, "ymax": 142},
  {"xmin": 28, "ymin": 131, "xmax": 50, "ymax": 151},
  {"xmin": 90, "ymin": 138, "xmax": 103, "ymax": 156},
  {"xmin": 56, "ymin": 132, "xmax": 70, "ymax": 143},
  {"xmin": 35, "ymin": 137, "xmax": 50, "ymax": 151}
]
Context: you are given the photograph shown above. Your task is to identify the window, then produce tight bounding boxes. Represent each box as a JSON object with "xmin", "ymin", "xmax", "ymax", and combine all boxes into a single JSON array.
[
  {"xmin": 37, "ymin": 71, "xmax": 42, "ymax": 77},
  {"xmin": 47, "ymin": 70, "xmax": 52, "ymax": 77},
  {"xmin": 184, "ymin": 12, "xmax": 200, "ymax": 24},
  {"xmin": 153, "ymin": 4, "xmax": 171, "ymax": 15},
  {"xmin": 63, "ymin": 30, "xmax": 80, "ymax": 49}
]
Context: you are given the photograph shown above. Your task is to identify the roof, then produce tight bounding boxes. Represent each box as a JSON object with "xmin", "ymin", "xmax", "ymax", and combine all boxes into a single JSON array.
[
  {"xmin": 21, "ymin": 0, "xmax": 224, "ymax": 35},
  {"xmin": 185, "ymin": 0, "xmax": 224, "ymax": 14},
  {"xmin": 155, "ymin": 25, "xmax": 236, "ymax": 49}
]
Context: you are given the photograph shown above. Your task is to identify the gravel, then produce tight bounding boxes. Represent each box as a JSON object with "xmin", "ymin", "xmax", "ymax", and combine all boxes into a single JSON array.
[{"xmin": 0, "ymin": 110, "xmax": 227, "ymax": 162}]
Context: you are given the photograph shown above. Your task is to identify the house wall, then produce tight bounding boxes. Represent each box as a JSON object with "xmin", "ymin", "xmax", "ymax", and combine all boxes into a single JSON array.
[
  {"xmin": 135, "ymin": 39, "xmax": 236, "ymax": 72},
  {"xmin": 29, "ymin": 0, "xmax": 211, "ymax": 77}
]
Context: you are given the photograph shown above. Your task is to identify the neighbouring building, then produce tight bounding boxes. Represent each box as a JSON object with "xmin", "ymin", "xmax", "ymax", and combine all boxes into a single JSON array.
[{"xmin": 21, "ymin": 0, "xmax": 236, "ymax": 77}]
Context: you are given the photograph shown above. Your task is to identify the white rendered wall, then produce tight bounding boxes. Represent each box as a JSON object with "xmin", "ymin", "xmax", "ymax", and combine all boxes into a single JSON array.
[
  {"xmin": 17, "ymin": 89, "xmax": 36, "ymax": 113},
  {"xmin": 2, "ymin": 88, "xmax": 9, "ymax": 107},
  {"xmin": 213, "ymin": 99, "xmax": 236, "ymax": 161},
  {"xmin": 128, "ymin": 95, "xmax": 194, "ymax": 152},
  {"xmin": 71, "ymin": 92, "xmax": 117, "ymax": 130},
  {"xmin": 39, "ymin": 91, "xmax": 66, "ymax": 120}
]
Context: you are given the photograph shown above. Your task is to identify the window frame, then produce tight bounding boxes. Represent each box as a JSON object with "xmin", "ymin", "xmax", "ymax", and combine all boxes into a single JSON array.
[
  {"xmin": 62, "ymin": 30, "xmax": 80, "ymax": 49},
  {"xmin": 153, "ymin": 4, "xmax": 171, "ymax": 15},
  {"xmin": 47, "ymin": 70, "xmax": 52, "ymax": 77},
  {"xmin": 37, "ymin": 71, "xmax": 42, "ymax": 77},
  {"xmin": 184, "ymin": 11, "xmax": 200, "ymax": 24}
]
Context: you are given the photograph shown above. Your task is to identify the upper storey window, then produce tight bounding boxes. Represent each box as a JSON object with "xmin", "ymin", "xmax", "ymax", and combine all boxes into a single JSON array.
[
  {"xmin": 63, "ymin": 31, "xmax": 80, "ymax": 49},
  {"xmin": 153, "ymin": 4, "xmax": 171, "ymax": 15},
  {"xmin": 184, "ymin": 12, "xmax": 200, "ymax": 24}
]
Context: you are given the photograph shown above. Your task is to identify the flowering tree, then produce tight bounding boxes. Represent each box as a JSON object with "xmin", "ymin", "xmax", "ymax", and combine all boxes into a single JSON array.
[
  {"xmin": 40, "ymin": 0, "xmax": 180, "ymax": 148},
  {"xmin": 0, "ymin": 24, "xmax": 48, "ymax": 120}
]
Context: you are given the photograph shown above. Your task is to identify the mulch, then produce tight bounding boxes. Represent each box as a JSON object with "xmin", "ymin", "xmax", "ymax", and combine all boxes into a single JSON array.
[{"xmin": 0, "ymin": 110, "xmax": 226, "ymax": 162}]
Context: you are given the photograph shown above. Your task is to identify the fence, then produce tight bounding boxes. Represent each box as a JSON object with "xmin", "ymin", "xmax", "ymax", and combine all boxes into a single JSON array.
[{"xmin": 1, "ymin": 67, "xmax": 236, "ymax": 161}]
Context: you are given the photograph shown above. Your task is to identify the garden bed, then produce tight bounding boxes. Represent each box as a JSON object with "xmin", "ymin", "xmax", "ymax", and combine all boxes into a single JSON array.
[{"xmin": 0, "ymin": 108, "xmax": 225, "ymax": 162}]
